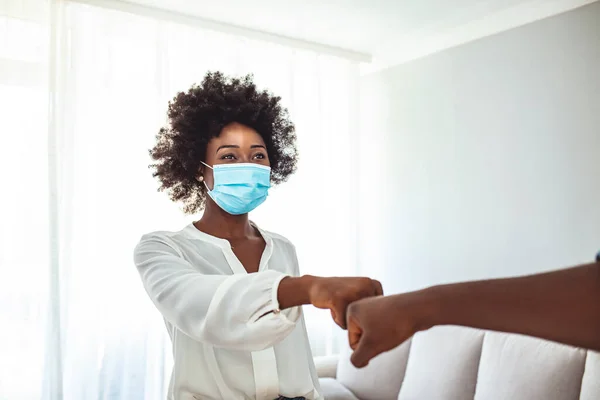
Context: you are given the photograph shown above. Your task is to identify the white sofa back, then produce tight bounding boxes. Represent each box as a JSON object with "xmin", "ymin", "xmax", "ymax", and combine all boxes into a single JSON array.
[{"xmin": 320, "ymin": 326, "xmax": 600, "ymax": 400}]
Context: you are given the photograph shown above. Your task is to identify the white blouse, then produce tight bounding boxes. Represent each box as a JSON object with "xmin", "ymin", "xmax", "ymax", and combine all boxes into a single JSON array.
[{"xmin": 134, "ymin": 223, "xmax": 322, "ymax": 400}]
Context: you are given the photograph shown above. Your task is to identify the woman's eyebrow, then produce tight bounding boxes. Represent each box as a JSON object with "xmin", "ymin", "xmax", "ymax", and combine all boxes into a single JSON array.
[
  {"xmin": 216, "ymin": 144, "xmax": 265, "ymax": 153},
  {"xmin": 216, "ymin": 144, "xmax": 240, "ymax": 152}
]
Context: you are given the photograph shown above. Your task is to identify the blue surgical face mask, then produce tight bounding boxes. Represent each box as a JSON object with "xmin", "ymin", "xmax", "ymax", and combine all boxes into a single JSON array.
[{"xmin": 201, "ymin": 161, "xmax": 271, "ymax": 215}]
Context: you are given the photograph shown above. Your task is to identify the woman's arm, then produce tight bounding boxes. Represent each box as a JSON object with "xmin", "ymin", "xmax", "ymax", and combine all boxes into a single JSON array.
[
  {"xmin": 276, "ymin": 242, "xmax": 383, "ymax": 328},
  {"xmin": 346, "ymin": 261, "xmax": 600, "ymax": 367},
  {"xmin": 134, "ymin": 234, "xmax": 381, "ymax": 352}
]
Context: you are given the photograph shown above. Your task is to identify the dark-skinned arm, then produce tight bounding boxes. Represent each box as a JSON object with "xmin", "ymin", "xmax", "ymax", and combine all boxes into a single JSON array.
[
  {"xmin": 278, "ymin": 275, "xmax": 383, "ymax": 328},
  {"xmin": 347, "ymin": 262, "xmax": 600, "ymax": 367}
]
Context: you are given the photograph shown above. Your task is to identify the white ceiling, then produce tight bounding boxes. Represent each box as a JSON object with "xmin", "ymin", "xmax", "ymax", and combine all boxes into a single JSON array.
[{"xmin": 123, "ymin": 0, "xmax": 597, "ymax": 71}]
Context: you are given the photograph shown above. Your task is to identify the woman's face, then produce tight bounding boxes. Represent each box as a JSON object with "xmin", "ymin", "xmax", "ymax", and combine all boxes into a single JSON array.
[{"xmin": 201, "ymin": 122, "xmax": 270, "ymax": 190}]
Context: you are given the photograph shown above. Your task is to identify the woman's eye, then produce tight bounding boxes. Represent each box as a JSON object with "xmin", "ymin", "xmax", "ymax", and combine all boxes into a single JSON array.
[
  {"xmin": 221, "ymin": 154, "xmax": 235, "ymax": 160},
  {"xmin": 254, "ymin": 153, "xmax": 266, "ymax": 160}
]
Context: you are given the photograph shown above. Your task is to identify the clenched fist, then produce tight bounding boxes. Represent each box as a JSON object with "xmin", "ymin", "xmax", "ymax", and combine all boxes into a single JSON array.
[
  {"xmin": 308, "ymin": 277, "xmax": 383, "ymax": 329},
  {"xmin": 346, "ymin": 291, "xmax": 433, "ymax": 368},
  {"xmin": 277, "ymin": 275, "xmax": 383, "ymax": 329}
]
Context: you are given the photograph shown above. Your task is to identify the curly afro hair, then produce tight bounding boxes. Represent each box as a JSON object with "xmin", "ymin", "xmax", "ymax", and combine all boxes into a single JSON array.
[{"xmin": 150, "ymin": 71, "xmax": 298, "ymax": 214}]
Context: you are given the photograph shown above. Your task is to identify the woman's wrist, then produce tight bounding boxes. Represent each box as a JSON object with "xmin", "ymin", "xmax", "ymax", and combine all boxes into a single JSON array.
[{"xmin": 277, "ymin": 275, "xmax": 318, "ymax": 310}]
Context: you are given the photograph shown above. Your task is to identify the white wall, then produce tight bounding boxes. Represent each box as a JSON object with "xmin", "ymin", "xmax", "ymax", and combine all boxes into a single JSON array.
[{"xmin": 358, "ymin": 2, "xmax": 600, "ymax": 294}]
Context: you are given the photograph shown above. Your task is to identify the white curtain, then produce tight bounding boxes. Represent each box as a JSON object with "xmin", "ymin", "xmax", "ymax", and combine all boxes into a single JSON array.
[{"xmin": 0, "ymin": 1, "xmax": 360, "ymax": 399}]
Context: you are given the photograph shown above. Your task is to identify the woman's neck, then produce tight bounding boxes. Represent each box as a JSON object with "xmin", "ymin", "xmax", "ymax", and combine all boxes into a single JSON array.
[{"xmin": 195, "ymin": 200, "xmax": 255, "ymax": 240}]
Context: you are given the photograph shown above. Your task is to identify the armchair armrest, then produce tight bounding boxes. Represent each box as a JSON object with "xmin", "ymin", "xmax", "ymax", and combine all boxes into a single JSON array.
[{"xmin": 314, "ymin": 355, "xmax": 339, "ymax": 379}]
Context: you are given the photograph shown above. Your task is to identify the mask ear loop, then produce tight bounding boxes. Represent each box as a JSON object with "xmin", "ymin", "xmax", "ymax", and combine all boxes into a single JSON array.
[
  {"xmin": 198, "ymin": 161, "xmax": 213, "ymax": 191},
  {"xmin": 200, "ymin": 161, "xmax": 213, "ymax": 170}
]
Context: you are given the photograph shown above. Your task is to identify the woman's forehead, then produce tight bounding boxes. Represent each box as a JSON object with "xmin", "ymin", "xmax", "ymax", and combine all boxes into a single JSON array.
[{"xmin": 210, "ymin": 123, "xmax": 265, "ymax": 146}]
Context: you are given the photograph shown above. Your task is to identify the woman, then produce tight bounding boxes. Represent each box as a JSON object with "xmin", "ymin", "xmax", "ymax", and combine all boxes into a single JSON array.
[{"xmin": 134, "ymin": 72, "xmax": 382, "ymax": 400}]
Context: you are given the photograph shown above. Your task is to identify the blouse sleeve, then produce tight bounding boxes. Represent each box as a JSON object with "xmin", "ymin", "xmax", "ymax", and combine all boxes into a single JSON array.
[{"xmin": 134, "ymin": 234, "xmax": 301, "ymax": 351}]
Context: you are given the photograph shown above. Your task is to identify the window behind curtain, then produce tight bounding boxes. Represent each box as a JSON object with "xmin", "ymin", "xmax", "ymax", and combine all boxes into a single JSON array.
[
  {"xmin": 0, "ymin": 1, "xmax": 51, "ymax": 399},
  {"xmin": 0, "ymin": 1, "xmax": 360, "ymax": 398}
]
